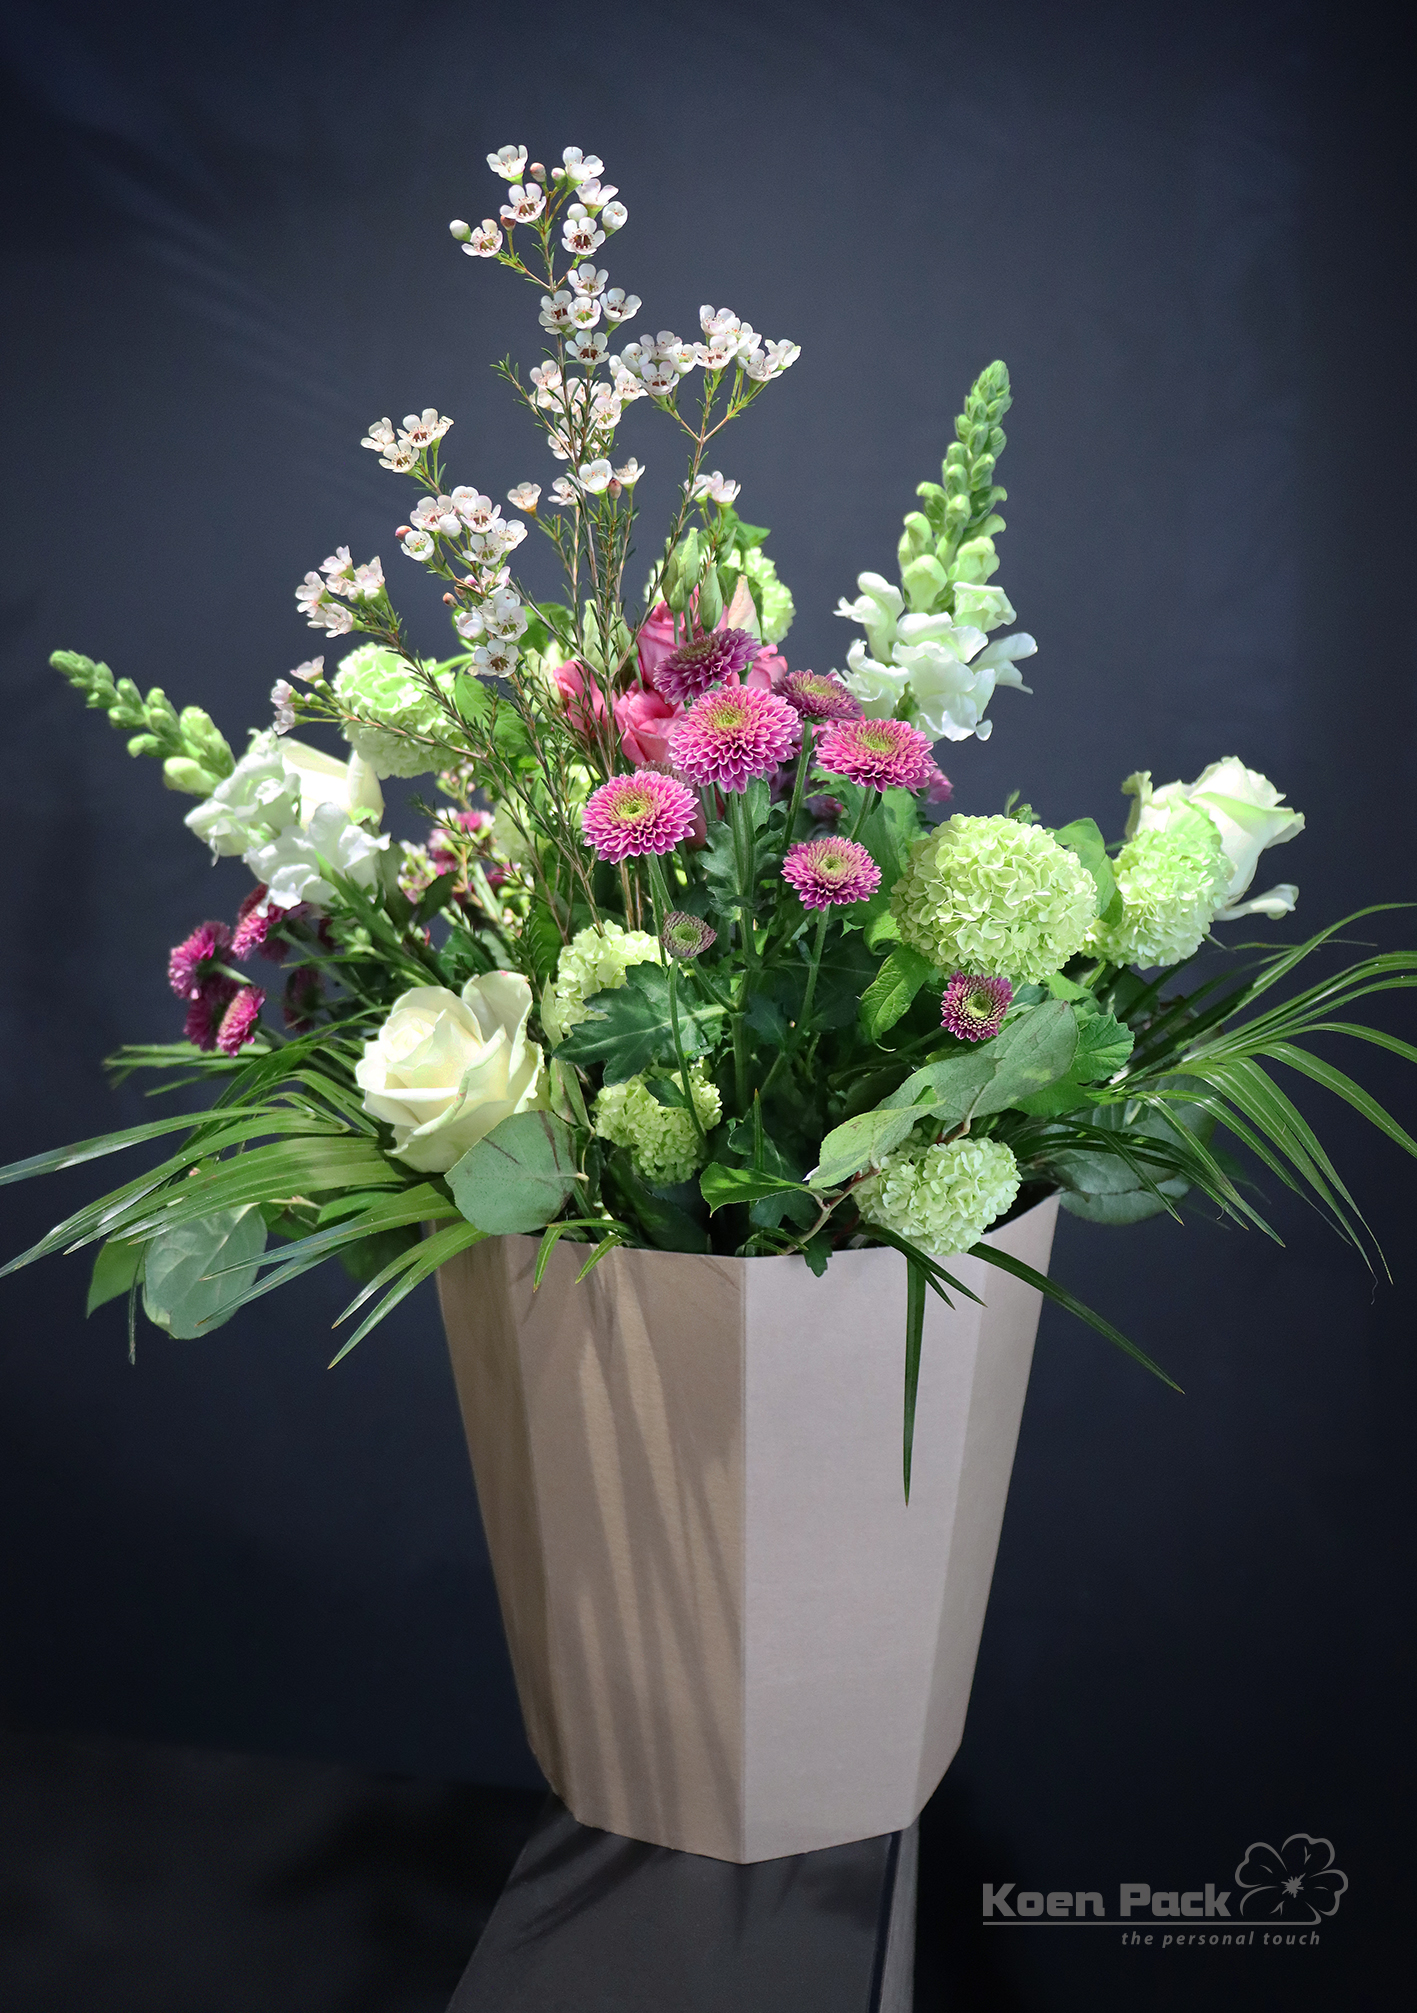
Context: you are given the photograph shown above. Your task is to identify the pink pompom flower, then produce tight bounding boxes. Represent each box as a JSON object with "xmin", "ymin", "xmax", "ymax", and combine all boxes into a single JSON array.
[
  {"xmin": 781, "ymin": 837, "xmax": 882, "ymax": 911},
  {"xmin": 666, "ymin": 678, "xmax": 801, "ymax": 793},
  {"xmin": 940, "ymin": 973, "xmax": 1013, "ymax": 1042},
  {"xmin": 654, "ymin": 627, "xmax": 759, "ymax": 705},
  {"xmin": 782, "ymin": 671, "xmax": 862, "ymax": 723},
  {"xmin": 216, "ymin": 986, "xmax": 265, "ymax": 1057},
  {"xmin": 167, "ymin": 921, "xmax": 232, "ymax": 1000},
  {"xmin": 581, "ymin": 770, "xmax": 701, "ymax": 862},
  {"xmin": 815, "ymin": 716, "xmax": 938, "ymax": 792}
]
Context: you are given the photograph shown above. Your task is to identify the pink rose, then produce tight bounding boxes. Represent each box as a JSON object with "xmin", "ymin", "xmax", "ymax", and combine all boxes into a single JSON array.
[
  {"xmin": 551, "ymin": 659, "xmax": 609, "ymax": 738},
  {"xmin": 636, "ymin": 600, "xmax": 697, "ymax": 688},
  {"xmin": 744, "ymin": 644, "xmax": 789, "ymax": 691},
  {"xmin": 615, "ymin": 684, "xmax": 681, "ymax": 766}
]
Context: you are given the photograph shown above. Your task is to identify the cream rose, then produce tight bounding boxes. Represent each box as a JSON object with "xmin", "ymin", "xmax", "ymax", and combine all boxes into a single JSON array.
[
  {"xmin": 1123, "ymin": 758, "xmax": 1304, "ymax": 919},
  {"xmin": 355, "ymin": 972, "xmax": 549, "ymax": 1173}
]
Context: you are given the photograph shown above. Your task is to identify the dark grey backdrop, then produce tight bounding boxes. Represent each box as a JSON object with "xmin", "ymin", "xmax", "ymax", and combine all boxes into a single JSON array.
[{"xmin": 2, "ymin": 2, "xmax": 1413, "ymax": 2005}]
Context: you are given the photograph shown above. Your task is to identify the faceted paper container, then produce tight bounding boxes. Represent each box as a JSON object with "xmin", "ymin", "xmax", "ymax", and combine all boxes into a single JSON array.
[{"xmin": 437, "ymin": 1194, "xmax": 1058, "ymax": 1863}]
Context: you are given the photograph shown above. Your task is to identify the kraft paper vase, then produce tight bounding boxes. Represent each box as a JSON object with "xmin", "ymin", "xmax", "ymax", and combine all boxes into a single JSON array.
[{"xmin": 437, "ymin": 1193, "xmax": 1058, "ymax": 1863}]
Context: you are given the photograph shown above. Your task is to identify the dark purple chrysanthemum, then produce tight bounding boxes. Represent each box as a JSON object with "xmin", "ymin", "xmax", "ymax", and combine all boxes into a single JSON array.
[
  {"xmin": 167, "ymin": 920, "xmax": 232, "ymax": 999},
  {"xmin": 940, "ymin": 972, "xmax": 1013, "ymax": 1042},
  {"xmin": 666, "ymin": 678, "xmax": 801, "ymax": 793},
  {"xmin": 815, "ymin": 716, "xmax": 938, "ymax": 793},
  {"xmin": 781, "ymin": 837, "xmax": 882, "ymax": 911},
  {"xmin": 653, "ymin": 626, "xmax": 758, "ymax": 705},
  {"xmin": 183, "ymin": 987, "xmax": 235, "ymax": 1052},
  {"xmin": 662, "ymin": 911, "xmax": 717, "ymax": 961},
  {"xmin": 216, "ymin": 986, "xmax": 265, "ymax": 1057},
  {"xmin": 283, "ymin": 965, "xmax": 323, "ymax": 1032},
  {"xmin": 782, "ymin": 671, "xmax": 862, "ymax": 723},
  {"xmin": 581, "ymin": 770, "xmax": 701, "ymax": 862}
]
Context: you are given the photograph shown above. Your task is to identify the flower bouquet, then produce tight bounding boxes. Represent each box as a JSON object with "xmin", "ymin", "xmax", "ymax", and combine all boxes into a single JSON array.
[{"xmin": 6, "ymin": 140, "xmax": 1414, "ymax": 1857}]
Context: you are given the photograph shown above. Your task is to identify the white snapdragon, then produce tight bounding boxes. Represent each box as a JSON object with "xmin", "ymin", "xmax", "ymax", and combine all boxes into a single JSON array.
[
  {"xmin": 562, "ymin": 205, "xmax": 605, "ymax": 256},
  {"xmin": 248, "ymin": 799, "xmax": 389, "ymax": 910},
  {"xmin": 602, "ymin": 287, "xmax": 640, "ymax": 323},
  {"xmin": 558, "ymin": 147, "xmax": 604, "ymax": 185},
  {"xmin": 500, "ymin": 183, "xmax": 545, "ymax": 225},
  {"xmin": 507, "ymin": 482, "xmax": 541, "ymax": 511},
  {"xmin": 835, "ymin": 572, "xmax": 1036, "ymax": 741},
  {"xmin": 687, "ymin": 470, "xmax": 740, "ymax": 504},
  {"xmin": 185, "ymin": 731, "xmax": 383, "ymax": 866},
  {"xmin": 487, "ymin": 144, "xmax": 530, "ymax": 180},
  {"xmin": 269, "ymin": 679, "xmax": 297, "ymax": 734}
]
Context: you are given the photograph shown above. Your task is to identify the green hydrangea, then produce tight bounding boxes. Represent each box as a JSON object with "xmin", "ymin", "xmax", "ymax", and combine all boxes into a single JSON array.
[
  {"xmin": 891, "ymin": 815, "xmax": 1095, "ymax": 983},
  {"xmin": 593, "ymin": 1069, "xmax": 722, "ymax": 1185},
  {"xmin": 544, "ymin": 922, "xmax": 662, "ymax": 1045},
  {"xmin": 332, "ymin": 645, "xmax": 461, "ymax": 778},
  {"xmin": 741, "ymin": 547, "xmax": 795, "ymax": 646},
  {"xmin": 1087, "ymin": 809, "xmax": 1231, "ymax": 967},
  {"xmin": 857, "ymin": 1135, "xmax": 1020, "ymax": 1259}
]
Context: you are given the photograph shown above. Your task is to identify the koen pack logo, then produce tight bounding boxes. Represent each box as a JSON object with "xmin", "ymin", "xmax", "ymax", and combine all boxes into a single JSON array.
[{"xmin": 982, "ymin": 1833, "xmax": 1347, "ymax": 1950}]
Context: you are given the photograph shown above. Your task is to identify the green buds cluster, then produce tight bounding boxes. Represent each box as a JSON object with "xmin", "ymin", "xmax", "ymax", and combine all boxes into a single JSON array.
[
  {"xmin": 897, "ymin": 360, "xmax": 1012, "ymax": 616},
  {"xmin": 661, "ymin": 528, "xmax": 704, "ymax": 616},
  {"xmin": 51, "ymin": 650, "xmax": 235, "ymax": 796}
]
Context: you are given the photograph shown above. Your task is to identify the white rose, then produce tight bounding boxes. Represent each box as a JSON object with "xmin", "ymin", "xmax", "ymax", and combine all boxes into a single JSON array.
[
  {"xmin": 1125, "ymin": 758, "xmax": 1304, "ymax": 918},
  {"xmin": 355, "ymin": 972, "xmax": 549, "ymax": 1173}
]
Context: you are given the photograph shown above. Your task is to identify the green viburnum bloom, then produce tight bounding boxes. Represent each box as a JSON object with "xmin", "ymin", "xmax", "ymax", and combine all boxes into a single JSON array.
[
  {"xmin": 593, "ymin": 1068, "xmax": 722, "ymax": 1186},
  {"xmin": 891, "ymin": 814, "xmax": 1095, "ymax": 983},
  {"xmin": 543, "ymin": 922, "xmax": 662, "ymax": 1045},
  {"xmin": 331, "ymin": 644, "xmax": 462, "ymax": 778},
  {"xmin": 857, "ymin": 1135, "xmax": 1021, "ymax": 1259},
  {"xmin": 1087, "ymin": 809, "xmax": 1232, "ymax": 968},
  {"xmin": 741, "ymin": 547, "xmax": 796, "ymax": 645}
]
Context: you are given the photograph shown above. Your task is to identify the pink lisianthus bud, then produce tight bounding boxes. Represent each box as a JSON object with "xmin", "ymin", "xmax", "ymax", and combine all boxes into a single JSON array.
[
  {"xmin": 637, "ymin": 600, "xmax": 696, "ymax": 688},
  {"xmin": 551, "ymin": 659, "xmax": 609, "ymax": 738},
  {"xmin": 615, "ymin": 683, "xmax": 682, "ymax": 766}
]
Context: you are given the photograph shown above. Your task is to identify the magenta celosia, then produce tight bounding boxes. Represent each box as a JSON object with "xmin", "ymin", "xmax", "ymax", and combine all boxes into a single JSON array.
[
  {"xmin": 666, "ymin": 678, "xmax": 801, "ymax": 793},
  {"xmin": 940, "ymin": 972, "xmax": 1013, "ymax": 1042},
  {"xmin": 167, "ymin": 920, "xmax": 232, "ymax": 999},
  {"xmin": 653, "ymin": 627, "xmax": 759, "ymax": 705},
  {"xmin": 781, "ymin": 837, "xmax": 882, "ymax": 910},
  {"xmin": 581, "ymin": 770, "xmax": 701, "ymax": 862},
  {"xmin": 216, "ymin": 986, "xmax": 265, "ymax": 1057},
  {"xmin": 782, "ymin": 671, "xmax": 862, "ymax": 722},
  {"xmin": 815, "ymin": 716, "xmax": 938, "ymax": 792}
]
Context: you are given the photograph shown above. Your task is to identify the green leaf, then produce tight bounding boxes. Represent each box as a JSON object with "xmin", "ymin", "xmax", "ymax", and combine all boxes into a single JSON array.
[
  {"xmin": 1017, "ymin": 1009, "xmax": 1133, "ymax": 1117},
  {"xmin": 0, "ymin": 1105, "xmax": 274, "ymax": 1189},
  {"xmin": 968, "ymin": 1241, "xmax": 1183, "ymax": 1391},
  {"xmin": 142, "ymin": 1207, "xmax": 267, "ymax": 1338},
  {"xmin": 525, "ymin": 902, "xmax": 565, "ymax": 989},
  {"xmin": 806, "ymin": 931, "xmax": 880, "ymax": 1031},
  {"xmin": 86, "ymin": 1237, "xmax": 144, "ymax": 1315},
  {"xmin": 1053, "ymin": 816, "xmax": 1119, "ymax": 920},
  {"xmin": 902, "ymin": 1259, "xmax": 927, "ymax": 1504},
  {"xmin": 556, "ymin": 965, "xmax": 723, "ymax": 1082},
  {"xmin": 700, "ymin": 1162, "xmax": 812, "ymax": 1213},
  {"xmin": 859, "ymin": 945, "xmax": 936, "ymax": 1041},
  {"xmin": 329, "ymin": 1219, "xmax": 485, "ymax": 1363},
  {"xmin": 605, "ymin": 1153, "xmax": 710, "ymax": 1252},
  {"xmin": 447, "ymin": 1110, "xmax": 582, "ymax": 1234}
]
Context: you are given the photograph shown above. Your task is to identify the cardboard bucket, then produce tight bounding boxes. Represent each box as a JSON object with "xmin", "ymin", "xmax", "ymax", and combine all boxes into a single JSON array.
[{"xmin": 437, "ymin": 1193, "xmax": 1057, "ymax": 1862}]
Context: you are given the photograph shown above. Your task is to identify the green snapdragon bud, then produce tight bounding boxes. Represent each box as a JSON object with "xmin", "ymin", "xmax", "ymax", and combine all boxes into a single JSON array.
[{"xmin": 162, "ymin": 756, "xmax": 222, "ymax": 796}]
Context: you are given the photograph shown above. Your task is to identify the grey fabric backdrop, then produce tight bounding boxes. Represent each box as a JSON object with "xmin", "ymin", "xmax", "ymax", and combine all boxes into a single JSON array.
[{"xmin": 1, "ymin": 2, "xmax": 1412, "ymax": 2004}]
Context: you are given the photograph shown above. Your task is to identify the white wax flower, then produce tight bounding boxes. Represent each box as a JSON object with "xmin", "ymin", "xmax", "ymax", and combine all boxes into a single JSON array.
[
  {"xmin": 1124, "ymin": 759, "xmax": 1304, "ymax": 917},
  {"xmin": 356, "ymin": 973, "xmax": 549, "ymax": 1173}
]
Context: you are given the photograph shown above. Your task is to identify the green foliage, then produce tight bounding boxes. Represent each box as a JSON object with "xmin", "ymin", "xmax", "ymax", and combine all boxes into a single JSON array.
[
  {"xmin": 142, "ymin": 1208, "xmax": 267, "ymax": 1338},
  {"xmin": 51, "ymin": 651, "xmax": 234, "ymax": 794},
  {"xmin": 556, "ymin": 965, "xmax": 724, "ymax": 1081},
  {"xmin": 447, "ymin": 1111, "xmax": 582, "ymax": 1234}
]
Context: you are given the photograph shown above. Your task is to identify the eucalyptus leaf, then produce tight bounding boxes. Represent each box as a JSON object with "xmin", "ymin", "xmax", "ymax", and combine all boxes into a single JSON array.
[
  {"xmin": 447, "ymin": 1110, "xmax": 582, "ymax": 1234},
  {"xmin": 859, "ymin": 945, "xmax": 936, "ymax": 1041},
  {"xmin": 86, "ymin": 1236, "xmax": 144, "ymax": 1316},
  {"xmin": 142, "ymin": 1207, "xmax": 267, "ymax": 1338}
]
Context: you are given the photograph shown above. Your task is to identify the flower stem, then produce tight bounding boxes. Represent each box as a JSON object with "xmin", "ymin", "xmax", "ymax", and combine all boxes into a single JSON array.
[
  {"xmin": 781, "ymin": 726, "xmax": 815, "ymax": 847},
  {"xmin": 848, "ymin": 788, "xmax": 880, "ymax": 844},
  {"xmin": 796, "ymin": 910, "xmax": 830, "ymax": 1036},
  {"xmin": 666, "ymin": 961, "xmax": 708, "ymax": 1152}
]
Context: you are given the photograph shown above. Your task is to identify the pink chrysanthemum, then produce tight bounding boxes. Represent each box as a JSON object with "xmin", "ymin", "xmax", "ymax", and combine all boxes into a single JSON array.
[
  {"xmin": 581, "ymin": 770, "xmax": 701, "ymax": 862},
  {"xmin": 940, "ymin": 972, "xmax": 1013, "ymax": 1042},
  {"xmin": 782, "ymin": 671, "xmax": 862, "ymax": 723},
  {"xmin": 183, "ymin": 988, "xmax": 235, "ymax": 1052},
  {"xmin": 167, "ymin": 920, "xmax": 232, "ymax": 999},
  {"xmin": 653, "ymin": 627, "xmax": 759, "ymax": 705},
  {"xmin": 666, "ymin": 678, "xmax": 801, "ymax": 793},
  {"xmin": 781, "ymin": 837, "xmax": 882, "ymax": 911},
  {"xmin": 815, "ymin": 716, "xmax": 938, "ymax": 793},
  {"xmin": 216, "ymin": 986, "xmax": 265, "ymax": 1057}
]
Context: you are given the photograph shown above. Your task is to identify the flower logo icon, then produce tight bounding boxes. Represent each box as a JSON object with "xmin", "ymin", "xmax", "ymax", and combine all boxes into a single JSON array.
[{"xmin": 1234, "ymin": 1834, "xmax": 1347, "ymax": 1922}]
